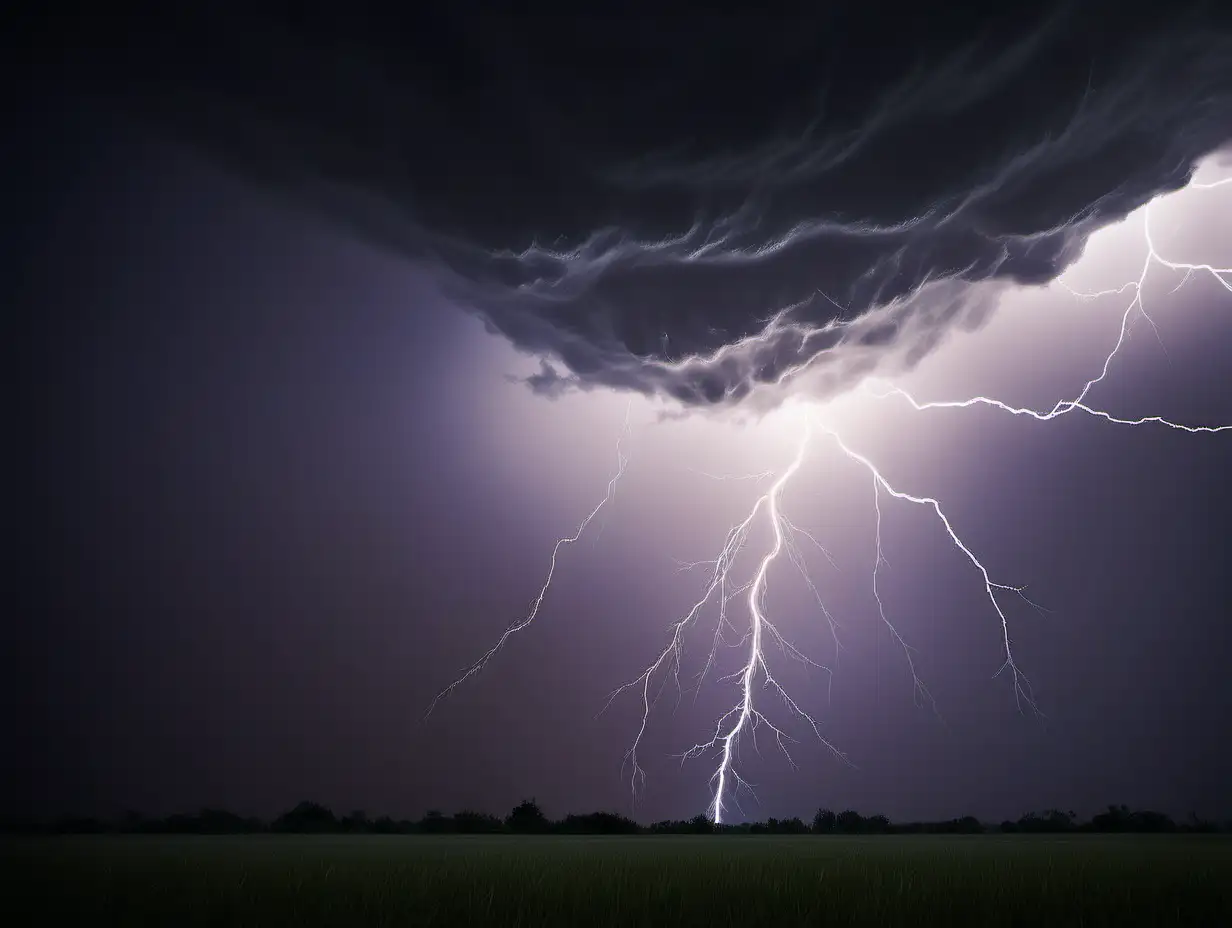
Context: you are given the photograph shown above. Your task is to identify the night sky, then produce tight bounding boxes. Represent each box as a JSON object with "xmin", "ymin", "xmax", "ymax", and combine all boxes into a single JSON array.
[{"xmin": 8, "ymin": 4, "xmax": 1232, "ymax": 826}]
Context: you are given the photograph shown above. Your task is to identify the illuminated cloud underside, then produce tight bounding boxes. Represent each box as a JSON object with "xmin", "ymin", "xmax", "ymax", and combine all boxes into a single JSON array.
[
  {"xmin": 92, "ymin": 6, "xmax": 1232, "ymax": 412},
  {"xmin": 429, "ymin": 176, "xmax": 1230, "ymax": 823}
]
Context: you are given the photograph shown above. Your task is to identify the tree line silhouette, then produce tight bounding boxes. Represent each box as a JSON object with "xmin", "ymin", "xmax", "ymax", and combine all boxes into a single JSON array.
[{"xmin": 3, "ymin": 802, "xmax": 1225, "ymax": 835}]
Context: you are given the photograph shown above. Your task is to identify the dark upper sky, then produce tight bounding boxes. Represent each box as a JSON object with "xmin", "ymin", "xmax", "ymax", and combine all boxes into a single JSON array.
[
  {"xmin": 18, "ymin": 1, "xmax": 1232, "ymax": 404},
  {"xmin": 7, "ymin": 4, "xmax": 1232, "ymax": 823}
]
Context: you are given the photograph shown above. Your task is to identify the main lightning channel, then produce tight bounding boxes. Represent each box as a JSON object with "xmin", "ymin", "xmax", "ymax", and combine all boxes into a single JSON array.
[
  {"xmin": 603, "ymin": 429, "xmax": 852, "ymax": 823},
  {"xmin": 608, "ymin": 413, "xmax": 1039, "ymax": 823}
]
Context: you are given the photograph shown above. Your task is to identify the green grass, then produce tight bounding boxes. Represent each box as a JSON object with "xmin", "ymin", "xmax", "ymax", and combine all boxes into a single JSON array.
[{"xmin": 4, "ymin": 834, "xmax": 1230, "ymax": 926}]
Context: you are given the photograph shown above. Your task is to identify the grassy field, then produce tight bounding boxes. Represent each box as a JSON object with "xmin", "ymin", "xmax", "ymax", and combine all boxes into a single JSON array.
[{"xmin": 4, "ymin": 834, "xmax": 1230, "ymax": 926}]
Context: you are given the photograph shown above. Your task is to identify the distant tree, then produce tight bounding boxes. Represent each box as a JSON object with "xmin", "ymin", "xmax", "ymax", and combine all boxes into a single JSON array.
[
  {"xmin": 835, "ymin": 809, "xmax": 864, "ymax": 834},
  {"xmin": 163, "ymin": 813, "xmax": 202, "ymax": 834},
  {"xmin": 197, "ymin": 808, "xmax": 258, "ymax": 833},
  {"xmin": 1185, "ymin": 812, "xmax": 1217, "ymax": 834},
  {"xmin": 1013, "ymin": 809, "xmax": 1075, "ymax": 833},
  {"xmin": 558, "ymin": 812, "xmax": 640, "ymax": 834},
  {"xmin": 812, "ymin": 808, "xmax": 836, "ymax": 834},
  {"xmin": 419, "ymin": 809, "xmax": 453, "ymax": 834},
  {"xmin": 1044, "ymin": 809, "xmax": 1075, "ymax": 832},
  {"xmin": 780, "ymin": 817, "xmax": 808, "ymax": 834},
  {"xmin": 688, "ymin": 813, "xmax": 714, "ymax": 834},
  {"xmin": 864, "ymin": 814, "xmax": 890, "ymax": 834},
  {"xmin": 371, "ymin": 815, "xmax": 398, "ymax": 834},
  {"xmin": 506, "ymin": 799, "xmax": 549, "ymax": 834},
  {"xmin": 454, "ymin": 810, "xmax": 504, "ymax": 834},
  {"xmin": 1129, "ymin": 810, "xmax": 1176, "ymax": 833},
  {"xmin": 273, "ymin": 801, "xmax": 338, "ymax": 833},
  {"xmin": 955, "ymin": 816, "xmax": 983, "ymax": 834},
  {"xmin": 1091, "ymin": 804, "xmax": 1130, "ymax": 832},
  {"xmin": 340, "ymin": 810, "xmax": 370, "ymax": 833},
  {"xmin": 28, "ymin": 798, "xmax": 1221, "ymax": 837}
]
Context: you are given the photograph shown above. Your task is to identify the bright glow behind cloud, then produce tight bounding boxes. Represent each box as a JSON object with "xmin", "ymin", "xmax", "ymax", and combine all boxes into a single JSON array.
[{"xmin": 434, "ymin": 160, "xmax": 1230, "ymax": 820}]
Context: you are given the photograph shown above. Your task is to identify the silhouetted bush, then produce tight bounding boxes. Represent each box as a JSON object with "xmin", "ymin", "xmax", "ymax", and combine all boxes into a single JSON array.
[
  {"xmin": 454, "ymin": 810, "xmax": 505, "ymax": 834},
  {"xmin": 556, "ymin": 812, "xmax": 640, "ymax": 834},
  {"xmin": 812, "ymin": 808, "xmax": 836, "ymax": 833},
  {"xmin": 835, "ymin": 809, "xmax": 864, "ymax": 833},
  {"xmin": 506, "ymin": 799, "xmax": 549, "ymax": 834},
  {"xmin": 273, "ymin": 801, "xmax": 339, "ymax": 833}
]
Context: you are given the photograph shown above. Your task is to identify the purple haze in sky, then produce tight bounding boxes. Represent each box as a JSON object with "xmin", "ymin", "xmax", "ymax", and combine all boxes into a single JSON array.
[{"xmin": 8, "ymin": 107, "xmax": 1231, "ymax": 824}]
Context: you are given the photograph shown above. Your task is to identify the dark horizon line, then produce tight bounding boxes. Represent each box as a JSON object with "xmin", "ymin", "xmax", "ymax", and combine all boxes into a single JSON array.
[{"xmin": 4, "ymin": 801, "xmax": 1227, "ymax": 836}]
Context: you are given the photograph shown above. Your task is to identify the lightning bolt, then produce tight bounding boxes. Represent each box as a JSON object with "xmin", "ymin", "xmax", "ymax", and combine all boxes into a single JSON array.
[
  {"xmin": 602, "ymin": 429, "xmax": 849, "ymax": 823},
  {"xmin": 602, "ymin": 413, "xmax": 1041, "ymax": 824},
  {"xmin": 424, "ymin": 405, "xmax": 632, "ymax": 718},
  {"xmin": 428, "ymin": 174, "xmax": 1230, "ymax": 822},
  {"xmin": 865, "ymin": 175, "xmax": 1232, "ymax": 432}
]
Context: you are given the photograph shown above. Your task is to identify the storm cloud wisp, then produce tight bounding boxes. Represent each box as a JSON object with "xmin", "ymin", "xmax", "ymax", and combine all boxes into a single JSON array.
[{"xmin": 72, "ymin": 2, "xmax": 1232, "ymax": 407}]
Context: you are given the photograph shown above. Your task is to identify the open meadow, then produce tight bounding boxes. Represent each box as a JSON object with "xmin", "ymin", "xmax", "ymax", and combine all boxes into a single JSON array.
[{"xmin": 4, "ymin": 834, "xmax": 1230, "ymax": 926}]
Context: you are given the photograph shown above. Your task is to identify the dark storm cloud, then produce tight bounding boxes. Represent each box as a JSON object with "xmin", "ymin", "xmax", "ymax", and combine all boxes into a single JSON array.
[{"xmin": 30, "ymin": 2, "xmax": 1232, "ymax": 404}]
